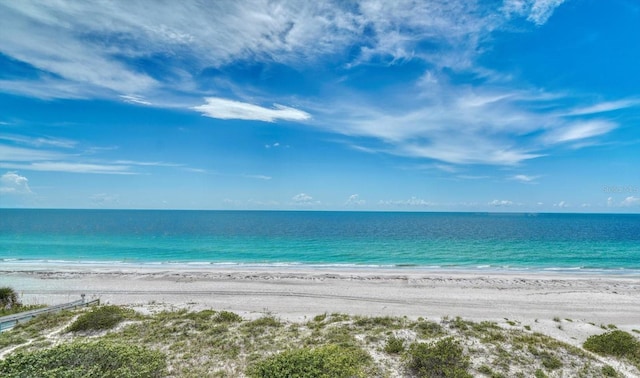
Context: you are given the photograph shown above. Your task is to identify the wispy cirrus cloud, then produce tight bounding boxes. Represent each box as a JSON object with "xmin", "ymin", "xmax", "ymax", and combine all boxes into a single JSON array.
[
  {"xmin": 0, "ymin": 134, "xmax": 77, "ymax": 149},
  {"xmin": 0, "ymin": 137, "xmax": 192, "ymax": 175},
  {"xmin": 563, "ymin": 99, "xmax": 640, "ymax": 116},
  {"xmin": 316, "ymin": 79, "xmax": 631, "ymax": 165},
  {"xmin": 193, "ymin": 97, "xmax": 310, "ymax": 122},
  {"xmin": 0, "ymin": 162, "xmax": 136, "ymax": 175},
  {"xmin": 502, "ymin": 0, "xmax": 566, "ymax": 26},
  {"xmin": 120, "ymin": 95, "xmax": 152, "ymax": 106},
  {"xmin": 0, "ymin": 0, "xmax": 567, "ymax": 100},
  {"xmin": 2, "ymin": 0, "xmax": 630, "ymax": 170},
  {"xmin": 510, "ymin": 174, "xmax": 540, "ymax": 183},
  {"xmin": 242, "ymin": 174, "xmax": 272, "ymax": 181},
  {"xmin": 0, "ymin": 144, "xmax": 68, "ymax": 162},
  {"xmin": 542, "ymin": 120, "xmax": 617, "ymax": 144}
]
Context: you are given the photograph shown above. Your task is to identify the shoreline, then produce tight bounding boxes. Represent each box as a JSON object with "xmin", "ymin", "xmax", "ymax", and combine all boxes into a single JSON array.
[
  {"xmin": 2, "ymin": 266, "xmax": 638, "ymax": 338},
  {"xmin": 2, "ymin": 260, "xmax": 640, "ymax": 276}
]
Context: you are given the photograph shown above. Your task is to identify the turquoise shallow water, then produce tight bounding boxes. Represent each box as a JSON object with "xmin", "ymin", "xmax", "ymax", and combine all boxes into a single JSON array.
[{"xmin": 1, "ymin": 210, "xmax": 639, "ymax": 273}]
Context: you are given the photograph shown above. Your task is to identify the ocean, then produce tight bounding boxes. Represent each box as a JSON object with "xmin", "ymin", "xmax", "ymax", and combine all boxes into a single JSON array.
[{"xmin": 1, "ymin": 209, "xmax": 639, "ymax": 274}]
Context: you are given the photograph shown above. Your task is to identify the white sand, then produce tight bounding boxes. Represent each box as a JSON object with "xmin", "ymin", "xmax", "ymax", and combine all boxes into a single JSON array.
[{"xmin": 2, "ymin": 266, "xmax": 639, "ymax": 347}]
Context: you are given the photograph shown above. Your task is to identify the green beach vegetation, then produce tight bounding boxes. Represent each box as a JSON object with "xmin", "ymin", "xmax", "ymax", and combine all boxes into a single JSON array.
[
  {"xmin": 0, "ymin": 304, "xmax": 638, "ymax": 377},
  {"xmin": 583, "ymin": 330, "xmax": 640, "ymax": 370},
  {"xmin": 0, "ymin": 286, "xmax": 46, "ymax": 317},
  {"xmin": 0, "ymin": 287, "xmax": 20, "ymax": 310}
]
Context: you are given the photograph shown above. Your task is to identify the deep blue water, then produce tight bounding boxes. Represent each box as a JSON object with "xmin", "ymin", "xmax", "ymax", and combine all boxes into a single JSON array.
[{"xmin": 1, "ymin": 209, "xmax": 639, "ymax": 273}]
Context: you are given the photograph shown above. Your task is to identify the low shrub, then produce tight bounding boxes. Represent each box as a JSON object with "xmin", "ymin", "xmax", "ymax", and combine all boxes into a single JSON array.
[
  {"xmin": 384, "ymin": 335, "xmax": 405, "ymax": 354},
  {"xmin": 0, "ymin": 340, "xmax": 166, "ymax": 377},
  {"xmin": 354, "ymin": 315, "xmax": 402, "ymax": 329},
  {"xmin": 601, "ymin": 365, "xmax": 619, "ymax": 377},
  {"xmin": 67, "ymin": 305, "xmax": 130, "ymax": 332},
  {"xmin": 214, "ymin": 310, "xmax": 243, "ymax": 323},
  {"xmin": 406, "ymin": 337, "xmax": 472, "ymax": 378},
  {"xmin": 248, "ymin": 344, "xmax": 370, "ymax": 378},
  {"xmin": 583, "ymin": 330, "xmax": 639, "ymax": 359},
  {"xmin": 414, "ymin": 320, "xmax": 444, "ymax": 338}
]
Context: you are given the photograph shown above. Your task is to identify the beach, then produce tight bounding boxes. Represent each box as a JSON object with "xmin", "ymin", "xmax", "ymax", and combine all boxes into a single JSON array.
[{"xmin": 3, "ymin": 266, "xmax": 639, "ymax": 347}]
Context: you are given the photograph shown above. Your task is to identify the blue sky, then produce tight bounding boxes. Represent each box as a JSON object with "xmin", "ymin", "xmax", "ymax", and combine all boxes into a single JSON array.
[{"xmin": 1, "ymin": 0, "xmax": 639, "ymax": 212}]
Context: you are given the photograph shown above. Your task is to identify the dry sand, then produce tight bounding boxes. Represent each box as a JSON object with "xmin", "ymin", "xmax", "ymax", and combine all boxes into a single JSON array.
[{"xmin": 2, "ymin": 266, "xmax": 639, "ymax": 348}]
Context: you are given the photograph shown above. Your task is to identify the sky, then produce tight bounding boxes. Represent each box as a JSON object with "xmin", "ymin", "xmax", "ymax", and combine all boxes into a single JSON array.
[{"xmin": 0, "ymin": 0, "xmax": 639, "ymax": 212}]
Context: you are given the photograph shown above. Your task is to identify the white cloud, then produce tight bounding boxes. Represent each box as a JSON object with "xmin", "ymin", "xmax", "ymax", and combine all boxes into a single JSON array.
[
  {"xmin": 564, "ymin": 99, "xmax": 640, "ymax": 116},
  {"xmin": 345, "ymin": 194, "xmax": 365, "ymax": 206},
  {"xmin": 528, "ymin": 0, "xmax": 566, "ymax": 25},
  {"xmin": 0, "ymin": 140, "xmax": 200, "ymax": 175},
  {"xmin": 243, "ymin": 174, "xmax": 272, "ymax": 180},
  {"xmin": 510, "ymin": 174, "xmax": 540, "ymax": 183},
  {"xmin": 0, "ymin": 1, "xmax": 567, "ymax": 100},
  {"xmin": 0, "ymin": 0, "xmax": 619, "ymax": 170},
  {"xmin": 607, "ymin": 197, "xmax": 615, "ymax": 207},
  {"xmin": 543, "ymin": 120, "xmax": 617, "ymax": 144},
  {"xmin": 292, "ymin": 193, "xmax": 314, "ymax": 203},
  {"xmin": 193, "ymin": 97, "xmax": 311, "ymax": 122},
  {"xmin": 0, "ymin": 134, "xmax": 77, "ymax": 149},
  {"xmin": 0, "ymin": 144, "xmax": 70, "ymax": 162},
  {"xmin": 0, "ymin": 162, "xmax": 136, "ymax": 175},
  {"xmin": 120, "ymin": 95, "xmax": 152, "ymax": 106},
  {"xmin": 316, "ymin": 71, "xmax": 627, "ymax": 165},
  {"xmin": 553, "ymin": 200, "xmax": 568, "ymax": 208},
  {"xmin": 503, "ymin": 0, "xmax": 566, "ymax": 25},
  {"xmin": 379, "ymin": 197, "xmax": 434, "ymax": 207},
  {"xmin": 621, "ymin": 196, "xmax": 640, "ymax": 207},
  {"xmin": 489, "ymin": 199, "xmax": 513, "ymax": 206},
  {"xmin": 0, "ymin": 171, "xmax": 32, "ymax": 194},
  {"xmin": 113, "ymin": 160, "xmax": 182, "ymax": 167},
  {"xmin": 265, "ymin": 142, "xmax": 281, "ymax": 149}
]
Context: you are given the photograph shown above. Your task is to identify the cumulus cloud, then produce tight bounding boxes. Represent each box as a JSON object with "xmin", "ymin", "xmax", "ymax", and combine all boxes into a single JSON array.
[
  {"xmin": 292, "ymin": 193, "xmax": 314, "ymax": 204},
  {"xmin": 193, "ymin": 97, "xmax": 311, "ymax": 122},
  {"xmin": 553, "ymin": 200, "xmax": 568, "ymax": 208},
  {"xmin": 379, "ymin": 197, "xmax": 434, "ymax": 207},
  {"xmin": 489, "ymin": 199, "xmax": 513, "ymax": 206},
  {"xmin": 0, "ymin": 171, "xmax": 32, "ymax": 194},
  {"xmin": 345, "ymin": 194, "xmax": 365, "ymax": 206},
  {"xmin": 621, "ymin": 196, "xmax": 640, "ymax": 207}
]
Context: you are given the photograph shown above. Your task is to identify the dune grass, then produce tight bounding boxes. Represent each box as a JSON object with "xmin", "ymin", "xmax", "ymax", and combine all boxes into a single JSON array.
[{"xmin": 0, "ymin": 306, "xmax": 636, "ymax": 377}]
